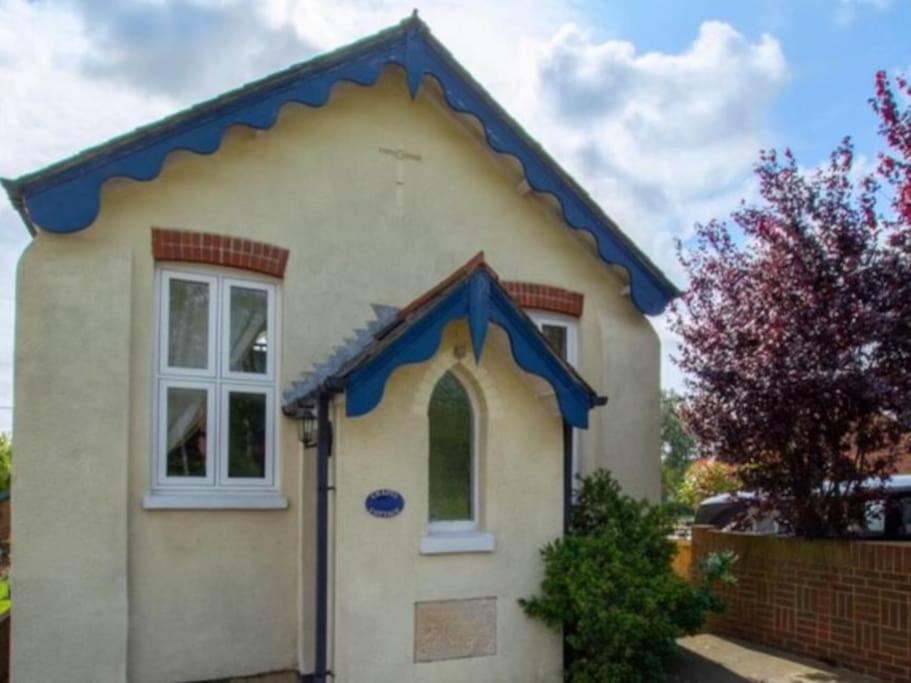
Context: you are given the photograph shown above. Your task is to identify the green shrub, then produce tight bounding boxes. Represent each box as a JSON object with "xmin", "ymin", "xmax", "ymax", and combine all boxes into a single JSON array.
[{"xmin": 520, "ymin": 470, "xmax": 735, "ymax": 683}]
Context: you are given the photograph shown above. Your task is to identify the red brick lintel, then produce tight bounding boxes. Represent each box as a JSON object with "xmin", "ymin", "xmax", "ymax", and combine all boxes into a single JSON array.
[
  {"xmin": 151, "ymin": 228, "xmax": 289, "ymax": 278},
  {"xmin": 503, "ymin": 281, "xmax": 584, "ymax": 318}
]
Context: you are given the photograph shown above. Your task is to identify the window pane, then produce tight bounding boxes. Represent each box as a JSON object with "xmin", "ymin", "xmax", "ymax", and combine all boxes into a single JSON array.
[
  {"xmin": 428, "ymin": 372, "xmax": 472, "ymax": 522},
  {"xmin": 168, "ymin": 279, "xmax": 210, "ymax": 369},
  {"xmin": 165, "ymin": 387, "xmax": 208, "ymax": 477},
  {"xmin": 541, "ymin": 324, "xmax": 568, "ymax": 361},
  {"xmin": 229, "ymin": 286, "xmax": 269, "ymax": 374},
  {"xmin": 228, "ymin": 392, "xmax": 267, "ymax": 478}
]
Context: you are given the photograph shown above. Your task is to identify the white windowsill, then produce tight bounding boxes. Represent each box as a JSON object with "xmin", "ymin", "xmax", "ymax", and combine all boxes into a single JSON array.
[
  {"xmin": 142, "ymin": 492, "xmax": 289, "ymax": 510},
  {"xmin": 420, "ymin": 531, "xmax": 496, "ymax": 555}
]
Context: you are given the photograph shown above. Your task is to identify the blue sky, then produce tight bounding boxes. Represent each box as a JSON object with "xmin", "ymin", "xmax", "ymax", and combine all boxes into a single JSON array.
[
  {"xmin": 0, "ymin": 0, "xmax": 908, "ymax": 431},
  {"xmin": 598, "ymin": 0, "xmax": 909, "ymax": 160}
]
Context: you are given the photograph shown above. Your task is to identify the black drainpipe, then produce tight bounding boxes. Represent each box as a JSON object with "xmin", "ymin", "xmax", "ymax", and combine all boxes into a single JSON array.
[
  {"xmin": 562, "ymin": 419, "xmax": 573, "ymax": 533},
  {"xmin": 562, "ymin": 418, "xmax": 574, "ymax": 675},
  {"xmin": 313, "ymin": 391, "xmax": 333, "ymax": 683}
]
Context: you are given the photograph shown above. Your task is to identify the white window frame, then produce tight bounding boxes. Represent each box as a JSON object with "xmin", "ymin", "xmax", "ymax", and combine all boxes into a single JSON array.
[
  {"xmin": 528, "ymin": 311, "xmax": 581, "ymax": 482},
  {"xmin": 427, "ymin": 371, "xmax": 480, "ymax": 536},
  {"xmin": 218, "ymin": 384, "xmax": 276, "ymax": 488},
  {"xmin": 148, "ymin": 266, "xmax": 282, "ymax": 505},
  {"xmin": 221, "ymin": 277, "xmax": 276, "ymax": 382},
  {"xmin": 422, "ymin": 369, "xmax": 494, "ymax": 554},
  {"xmin": 157, "ymin": 378, "xmax": 216, "ymax": 488},
  {"xmin": 159, "ymin": 271, "xmax": 218, "ymax": 377},
  {"xmin": 529, "ymin": 311, "xmax": 579, "ymax": 368}
]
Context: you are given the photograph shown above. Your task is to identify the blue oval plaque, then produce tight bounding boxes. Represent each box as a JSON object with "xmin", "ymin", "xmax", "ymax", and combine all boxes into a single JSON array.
[{"xmin": 365, "ymin": 489, "xmax": 405, "ymax": 518}]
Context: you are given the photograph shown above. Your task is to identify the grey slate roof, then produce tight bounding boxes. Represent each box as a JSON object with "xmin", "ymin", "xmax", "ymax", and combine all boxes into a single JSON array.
[{"xmin": 282, "ymin": 303, "xmax": 399, "ymax": 412}]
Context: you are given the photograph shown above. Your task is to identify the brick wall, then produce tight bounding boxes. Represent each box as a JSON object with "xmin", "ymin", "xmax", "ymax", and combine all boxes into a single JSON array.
[{"xmin": 692, "ymin": 526, "xmax": 911, "ymax": 683}]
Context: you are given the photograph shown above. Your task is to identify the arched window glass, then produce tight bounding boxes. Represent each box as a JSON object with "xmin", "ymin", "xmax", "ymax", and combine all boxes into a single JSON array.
[{"xmin": 428, "ymin": 371, "xmax": 474, "ymax": 525}]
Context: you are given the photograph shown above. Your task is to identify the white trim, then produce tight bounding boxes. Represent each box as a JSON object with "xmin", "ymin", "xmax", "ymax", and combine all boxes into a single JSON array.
[
  {"xmin": 528, "ymin": 311, "xmax": 581, "ymax": 483},
  {"xmin": 427, "ymin": 370, "xmax": 480, "ymax": 533},
  {"xmin": 420, "ymin": 531, "xmax": 495, "ymax": 555},
  {"xmin": 157, "ymin": 379, "xmax": 216, "ymax": 487},
  {"xmin": 151, "ymin": 266, "xmax": 282, "ymax": 501},
  {"xmin": 217, "ymin": 384, "xmax": 275, "ymax": 488},
  {"xmin": 220, "ymin": 277, "xmax": 276, "ymax": 381},
  {"xmin": 142, "ymin": 492, "xmax": 288, "ymax": 510},
  {"xmin": 528, "ymin": 311, "xmax": 579, "ymax": 368},
  {"xmin": 159, "ymin": 271, "xmax": 218, "ymax": 377},
  {"xmin": 428, "ymin": 519, "xmax": 476, "ymax": 534}
]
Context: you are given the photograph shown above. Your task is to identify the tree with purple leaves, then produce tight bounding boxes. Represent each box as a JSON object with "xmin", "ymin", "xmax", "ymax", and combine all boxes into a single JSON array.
[{"xmin": 670, "ymin": 75, "xmax": 911, "ymax": 539}]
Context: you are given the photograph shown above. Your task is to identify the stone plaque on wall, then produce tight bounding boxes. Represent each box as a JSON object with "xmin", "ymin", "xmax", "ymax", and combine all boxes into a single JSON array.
[{"xmin": 414, "ymin": 597, "xmax": 498, "ymax": 662}]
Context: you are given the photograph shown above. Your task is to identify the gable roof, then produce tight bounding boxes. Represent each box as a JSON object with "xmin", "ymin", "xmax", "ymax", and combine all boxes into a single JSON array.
[
  {"xmin": 1, "ymin": 13, "xmax": 679, "ymax": 315},
  {"xmin": 283, "ymin": 252, "xmax": 607, "ymax": 429}
]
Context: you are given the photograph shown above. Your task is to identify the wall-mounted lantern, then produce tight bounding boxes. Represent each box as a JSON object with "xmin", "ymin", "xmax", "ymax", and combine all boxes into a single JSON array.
[{"xmin": 298, "ymin": 404, "xmax": 318, "ymax": 449}]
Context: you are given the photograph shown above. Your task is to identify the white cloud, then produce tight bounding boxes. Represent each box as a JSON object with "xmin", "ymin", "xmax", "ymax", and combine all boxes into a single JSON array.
[
  {"xmin": 0, "ymin": 1, "xmax": 793, "ymax": 426},
  {"xmin": 72, "ymin": 0, "xmax": 320, "ymax": 100},
  {"xmin": 0, "ymin": 0, "xmax": 177, "ymax": 432},
  {"xmin": 835, "ymin": 0, "xmax": 893, "ymax": 25},
  {"xmin": 515, "ymin": 21, "xmax": 788, "ymax": 281}
]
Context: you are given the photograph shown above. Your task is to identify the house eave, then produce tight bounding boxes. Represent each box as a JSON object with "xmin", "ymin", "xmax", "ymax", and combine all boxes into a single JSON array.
[{"xmin": 3, "ymin": 13, "xmax": 679, "ymax": 314}]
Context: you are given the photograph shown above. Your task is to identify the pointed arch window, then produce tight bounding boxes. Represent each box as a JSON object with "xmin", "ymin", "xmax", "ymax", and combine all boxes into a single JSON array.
[{"xmin": 428, "ymin": 371, "xmax": 476, "ymax": 531}]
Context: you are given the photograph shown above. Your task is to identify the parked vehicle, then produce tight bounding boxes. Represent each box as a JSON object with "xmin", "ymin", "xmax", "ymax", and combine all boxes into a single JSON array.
[{"xmin": 695, "ymin": 474, "xmax": 911, "ymax": 539}]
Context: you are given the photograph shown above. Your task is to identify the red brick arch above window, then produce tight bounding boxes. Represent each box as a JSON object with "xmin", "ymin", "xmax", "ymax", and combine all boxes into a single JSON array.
[
  {"xmin": 502, "ymin": 281, "xmax": 584, "ymax": 318},
  {"xmin": 151, "ymin": 228, "xmax": 289, "ymax": 278}
]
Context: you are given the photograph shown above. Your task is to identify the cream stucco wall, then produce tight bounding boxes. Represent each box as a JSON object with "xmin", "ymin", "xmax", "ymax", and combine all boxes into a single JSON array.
[
  {"xmin": 332, "ymin": 322, "xmax": 563, "ymax": 683},
  {"xmin": 13, "ymin": 67, "xmax": 660, "ymax": 682},
  {"xmin": 13, "ymin": 240, "xmax": 132, "ymax": 682}
]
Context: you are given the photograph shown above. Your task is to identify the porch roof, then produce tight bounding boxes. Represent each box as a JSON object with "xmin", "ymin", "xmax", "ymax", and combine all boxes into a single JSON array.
[{"xmin": 282, "ymin": 253, "xmax": 606, "ymax": 429}]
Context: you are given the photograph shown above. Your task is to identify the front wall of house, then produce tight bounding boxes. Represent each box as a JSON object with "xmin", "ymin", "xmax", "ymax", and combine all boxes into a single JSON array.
[
  {"xmin": 13, "ymin": 68, "xmax": 659, "ymax": 681},
  {"xmin": 332, "ymin": 322, "xmax": 563, "ymax": 682}
]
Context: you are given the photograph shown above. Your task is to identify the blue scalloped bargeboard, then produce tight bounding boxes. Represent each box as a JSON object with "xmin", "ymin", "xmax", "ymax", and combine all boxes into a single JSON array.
[
  {"xmin": 17, "ymin": 20, "xmax": 674, "ymax": 315},
  {"xmin": 344, "ymin": 269, "xmax": 599, "ymax": 429}
]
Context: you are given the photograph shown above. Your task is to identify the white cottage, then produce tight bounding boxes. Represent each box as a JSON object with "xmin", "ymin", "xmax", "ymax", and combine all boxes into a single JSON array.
[{"xmin": 2, "ymin": 14, "xmax": 677, "ymax": 683}]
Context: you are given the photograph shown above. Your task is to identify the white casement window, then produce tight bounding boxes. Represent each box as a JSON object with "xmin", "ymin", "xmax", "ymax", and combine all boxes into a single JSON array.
[
  {"xmin": 529, "ymin": 311, "xmax": 581, "ymax": 481},
  {"xmin": 528, "ymin": 311, "xmax": 578, "ymax": 369},
  {"xmin": 147, "ymin": 268, "xmax": 283, "ymax": 507}
]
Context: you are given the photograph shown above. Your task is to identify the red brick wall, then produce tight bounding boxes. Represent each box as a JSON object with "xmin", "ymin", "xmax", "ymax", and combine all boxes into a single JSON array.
[{"xmin": 692, "ymin": 526, "xmax": 911, "ymax": 683}]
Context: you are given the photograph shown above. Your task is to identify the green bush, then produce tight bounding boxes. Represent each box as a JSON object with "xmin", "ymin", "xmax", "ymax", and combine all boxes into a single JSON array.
[{"xmin": 520, "ymin": 470, "xmax": 735, "ymax": 683}]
